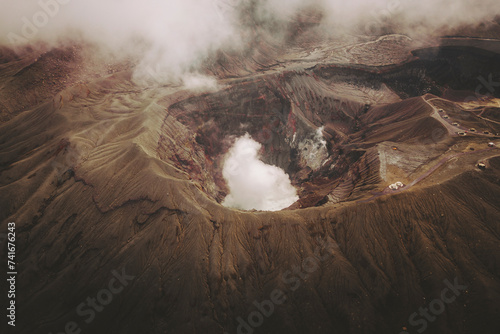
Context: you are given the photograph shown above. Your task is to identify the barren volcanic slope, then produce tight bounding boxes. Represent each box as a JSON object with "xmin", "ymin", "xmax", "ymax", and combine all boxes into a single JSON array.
[{"xmin": 1, "ymin": 12, "xmax": 500, "ymax": 334}]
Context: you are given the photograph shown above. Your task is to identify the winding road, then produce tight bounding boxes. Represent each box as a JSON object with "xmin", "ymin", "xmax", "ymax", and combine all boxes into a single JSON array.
[{"xmin": 357, "ymin": 96, "xmax": 500, "ymax": 203}]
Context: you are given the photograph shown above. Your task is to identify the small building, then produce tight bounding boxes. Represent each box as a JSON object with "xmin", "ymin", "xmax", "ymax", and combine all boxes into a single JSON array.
[
  {"xmin": 389, "ymin": 181, "xmax": 405, "ymax": 190},
  {"xmin": 488, "ymin": 142, "xmax": 495, "ymax": 147}
]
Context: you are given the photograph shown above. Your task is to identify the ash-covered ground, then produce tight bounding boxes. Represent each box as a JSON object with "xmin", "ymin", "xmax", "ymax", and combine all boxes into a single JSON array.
[{"xmin": 1, "ymin": 2, "xmax": 500, "ymax": 334}]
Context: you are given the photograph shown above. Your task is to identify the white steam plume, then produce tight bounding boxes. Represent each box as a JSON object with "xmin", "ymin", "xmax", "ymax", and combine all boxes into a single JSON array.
[
  {"xmin": 222, "ymin": 133, "xmax": 298, "ymax": 211},
  {"xmin": 298, "ymin": 126, "xmax": 329, "ymax": 171}
]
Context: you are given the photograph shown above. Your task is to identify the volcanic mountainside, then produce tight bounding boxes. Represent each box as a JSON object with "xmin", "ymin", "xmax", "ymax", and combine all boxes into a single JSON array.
[{"xmin": 1, "ymin": 21, "xmax": 500, "ymax": 334}]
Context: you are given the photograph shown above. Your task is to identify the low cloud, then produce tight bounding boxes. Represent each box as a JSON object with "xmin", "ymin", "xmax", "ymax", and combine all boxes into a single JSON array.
[
  {"xmin": 0, "ymin": 0, "xmax": 242, "ymax": 83},
  {"xmin": 1, "ymin": 0, "xmax": 499, "ymax": 85},
  {"xmin": 222, "ymin": 133, "xmax": 298, "ymax": 211},
  {"xmin": 181, "ymin": 73, "xmax": 221, "ymax": 92}
]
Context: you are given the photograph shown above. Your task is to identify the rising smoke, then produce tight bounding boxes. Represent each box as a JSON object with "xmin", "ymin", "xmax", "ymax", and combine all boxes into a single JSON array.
[
  {"xmin": 298, "ymin": 126, "xmax": 329, "ymax": 171},
  {"xmin": 222, "ymin": 133, "xmax": 298, "ymax": 211}
]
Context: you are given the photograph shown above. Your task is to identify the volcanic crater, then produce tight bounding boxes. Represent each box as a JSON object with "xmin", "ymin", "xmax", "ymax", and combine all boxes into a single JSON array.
[{"xmin": 1, "ymin": 15, "xmax": 500, "ymax": 334}]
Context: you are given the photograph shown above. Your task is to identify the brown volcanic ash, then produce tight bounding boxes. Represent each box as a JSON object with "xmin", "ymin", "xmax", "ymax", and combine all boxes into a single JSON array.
[{"xmin": 1, "ymin": 28, "xmax": 500, "ymax": 334}]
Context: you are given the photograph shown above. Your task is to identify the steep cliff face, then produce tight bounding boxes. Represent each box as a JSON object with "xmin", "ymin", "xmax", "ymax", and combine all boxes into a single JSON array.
[{"xmin": 1, "ymin": 31, "xmax": 500, "ymax": 334}]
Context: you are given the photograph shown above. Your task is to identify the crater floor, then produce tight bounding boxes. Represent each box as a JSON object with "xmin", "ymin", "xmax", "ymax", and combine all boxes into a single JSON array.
[{"xmin": 1, "ymin": 30, "xmax": 500, "ymax": 334}]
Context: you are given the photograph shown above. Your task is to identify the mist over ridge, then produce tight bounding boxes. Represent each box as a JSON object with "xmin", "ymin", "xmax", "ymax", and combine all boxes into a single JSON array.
[{"xmin": 2, "ymin": 0, "xmax": 500, "ymax": 82}]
